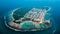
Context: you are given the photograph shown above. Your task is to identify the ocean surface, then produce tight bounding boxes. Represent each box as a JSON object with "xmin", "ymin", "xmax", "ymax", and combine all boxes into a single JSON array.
[{"xmin": 0, "ymin": 0, "xmax": 60, "ymax": 34}]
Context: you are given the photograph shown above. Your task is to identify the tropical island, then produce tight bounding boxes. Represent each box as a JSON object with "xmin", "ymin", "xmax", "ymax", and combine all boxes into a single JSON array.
[{"xmin": 7, "ymin": 7, "xmax": 51, "ymax": 31}]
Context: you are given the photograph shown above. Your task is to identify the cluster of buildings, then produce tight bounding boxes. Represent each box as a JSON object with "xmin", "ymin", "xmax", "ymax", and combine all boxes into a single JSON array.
[{"xmin": 24, "ymin": 8, "xmax": 47, "ymax": 23}]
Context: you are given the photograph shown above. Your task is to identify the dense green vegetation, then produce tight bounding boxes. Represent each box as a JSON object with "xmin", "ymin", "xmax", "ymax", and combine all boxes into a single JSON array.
[{"xmin": 13, "ymin": 8, "xmax": 31, "ymax": 20}]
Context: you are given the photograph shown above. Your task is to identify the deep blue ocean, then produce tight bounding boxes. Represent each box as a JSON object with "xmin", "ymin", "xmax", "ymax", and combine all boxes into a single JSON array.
[{"xmin": 0, "ymin": 0, "xmax": 60, "ymax": 34}]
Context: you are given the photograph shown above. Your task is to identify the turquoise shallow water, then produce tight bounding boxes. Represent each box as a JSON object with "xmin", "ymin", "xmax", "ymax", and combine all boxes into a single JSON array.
[{"xmin": 20, "ymin": 21, "xmax": 35, "ymax": 29}]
